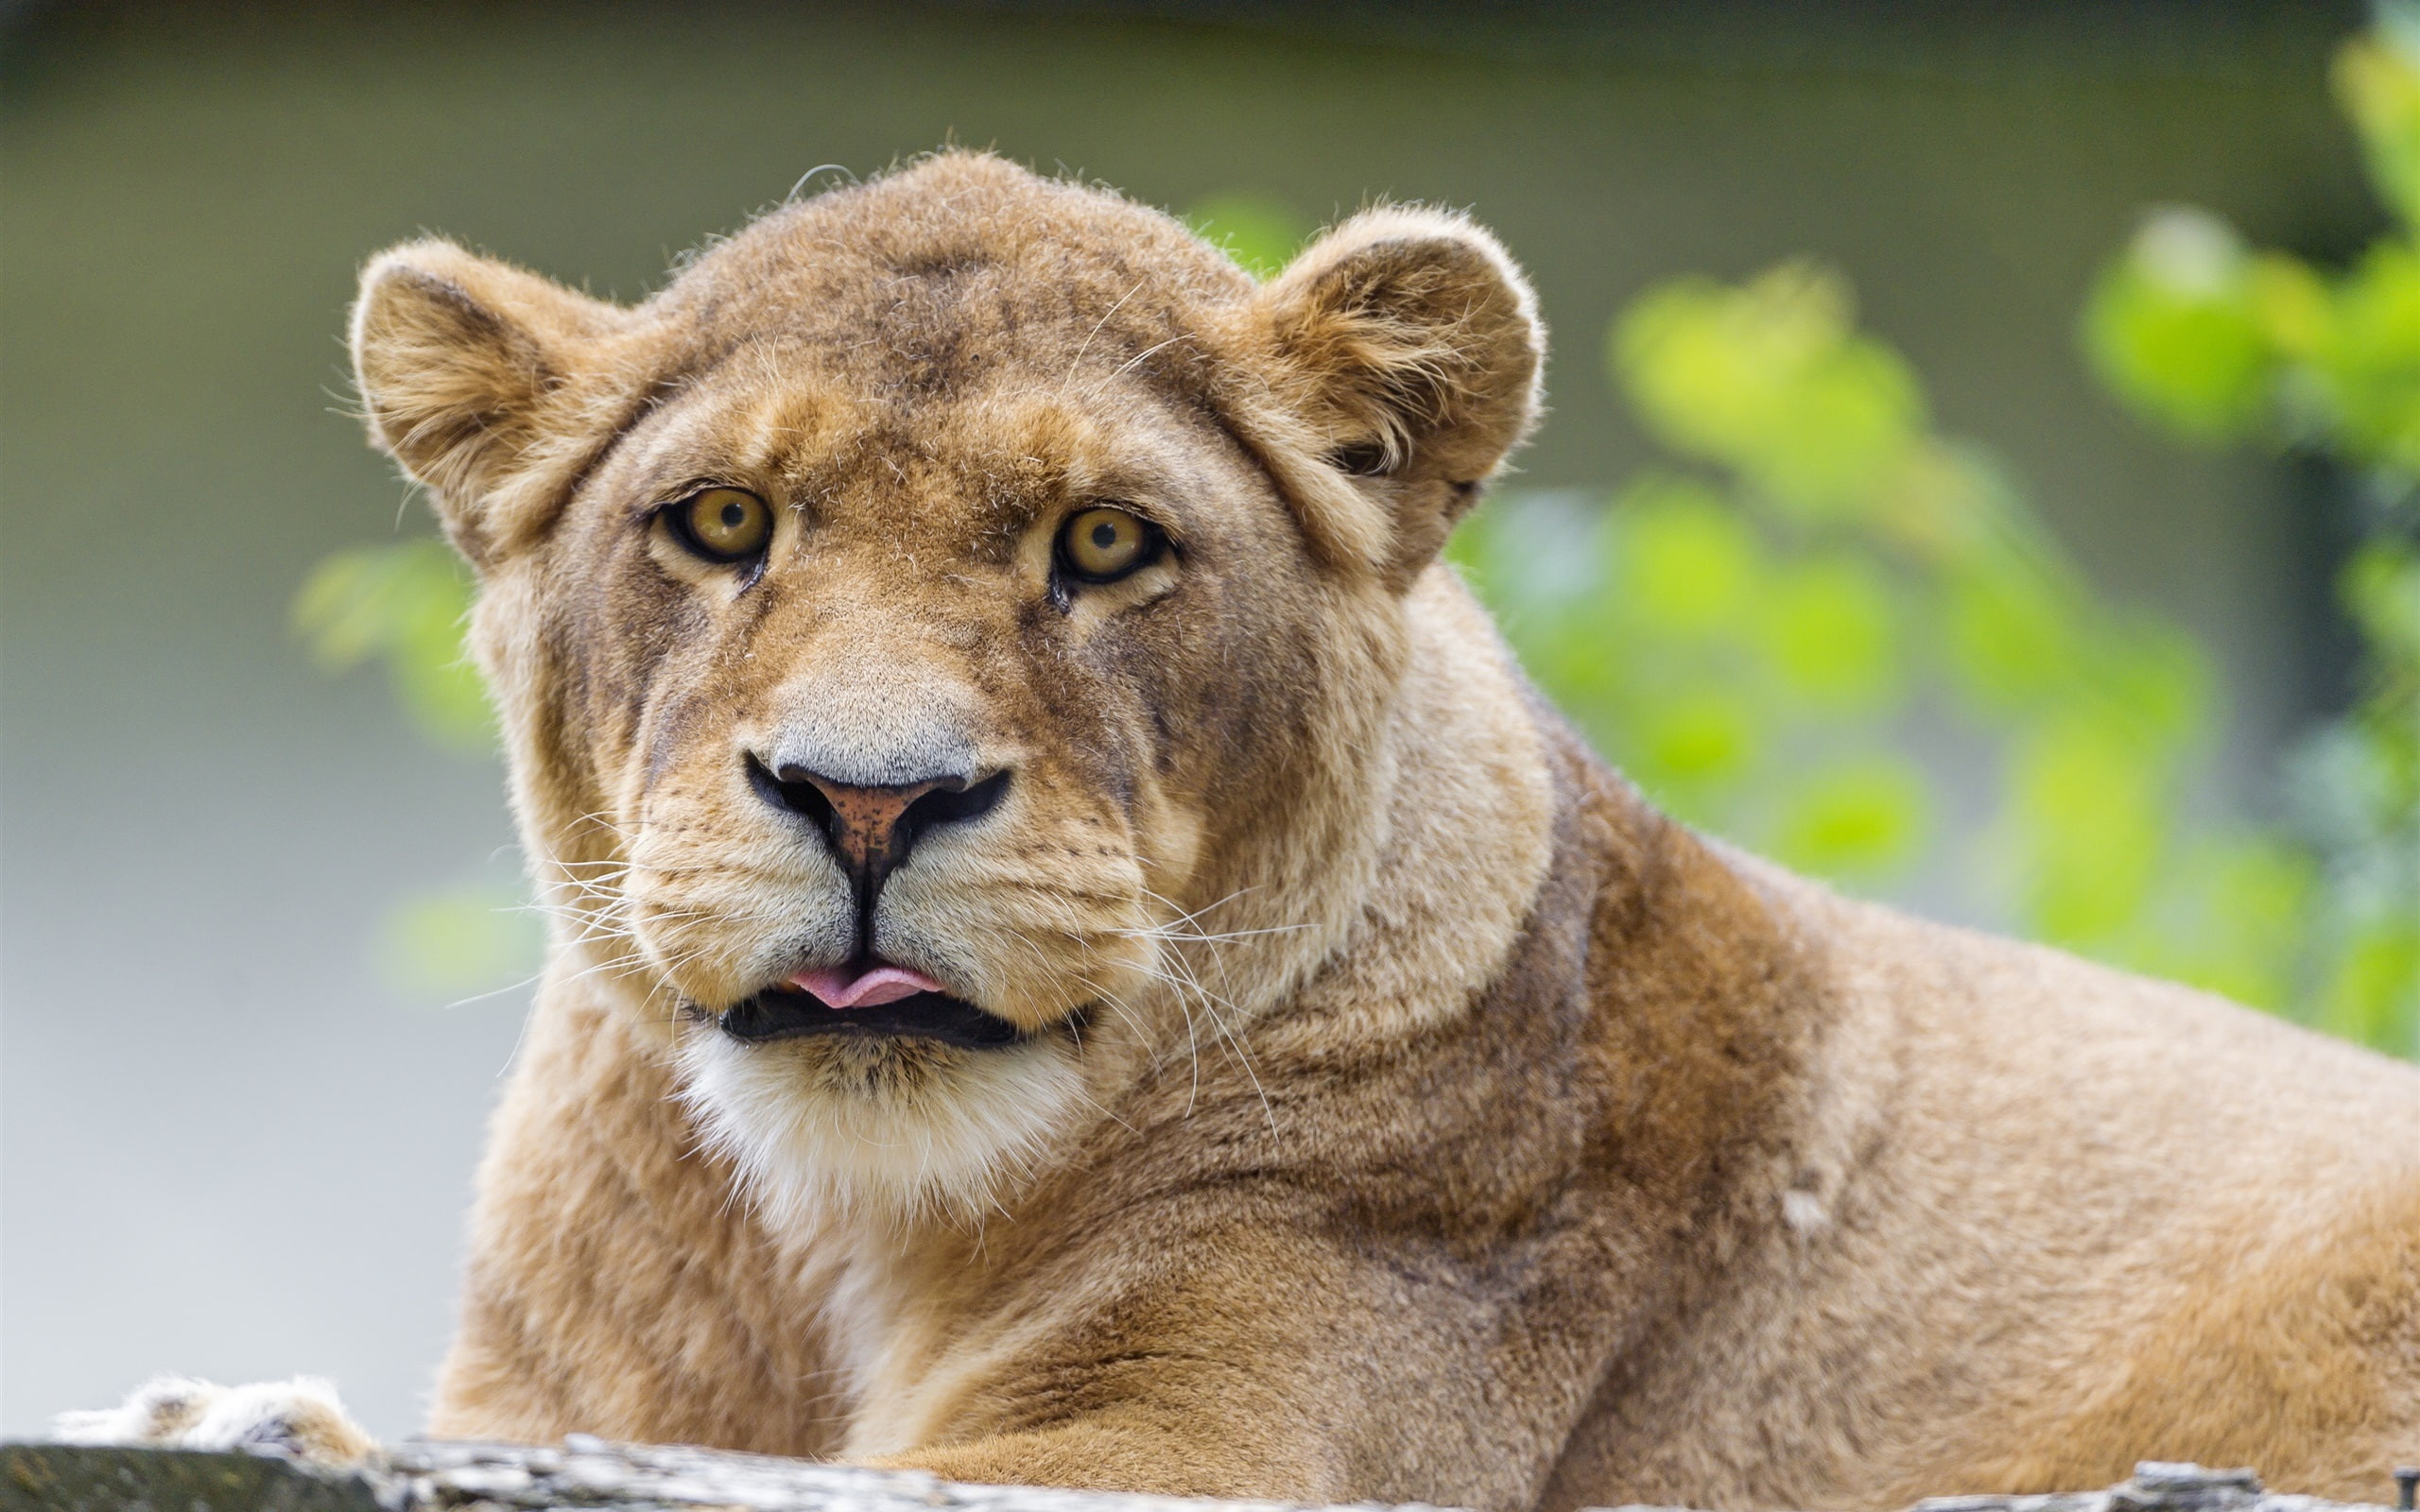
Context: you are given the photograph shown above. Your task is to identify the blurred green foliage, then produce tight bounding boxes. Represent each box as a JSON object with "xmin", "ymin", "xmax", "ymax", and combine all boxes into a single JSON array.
[
  {"xmin": 1183, "ymin": 191, "xmax": 1308, "ymax": 281},
  {"xmin": 293, "ymin": 538, "xmax": 489, "ymax": 752},
  {"xmin": 294, "ymin": 537, "xmax": 521, "ymax": 1003},
  {"xmin": 1452, "ymin": 265, "xmax": 2318, "ymax": 1022},
  {"xmin": 2080, "ymin": 4, "xmax": 2420, "ymax": 1052},
  {"xmin": 372, "ymin": 879, "xmax": 546, "ymax": 1003}
]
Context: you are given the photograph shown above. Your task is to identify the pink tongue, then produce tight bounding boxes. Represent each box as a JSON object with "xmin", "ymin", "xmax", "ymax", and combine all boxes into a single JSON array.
[{"xmin": 787, "ymin": 964, "xmax": 946, "ymax": 1009}]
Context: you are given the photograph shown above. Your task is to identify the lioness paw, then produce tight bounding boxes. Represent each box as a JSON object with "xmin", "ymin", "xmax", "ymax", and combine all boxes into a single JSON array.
[{"xmin": 51, "ymin": 1374, "xmax": 378, "ymax": 1468}]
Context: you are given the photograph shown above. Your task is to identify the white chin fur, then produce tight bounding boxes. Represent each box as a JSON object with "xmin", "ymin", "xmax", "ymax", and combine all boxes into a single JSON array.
[{"xmin": 674, "ymin": 1026, "xmax": 1088, "ymax": 1228}]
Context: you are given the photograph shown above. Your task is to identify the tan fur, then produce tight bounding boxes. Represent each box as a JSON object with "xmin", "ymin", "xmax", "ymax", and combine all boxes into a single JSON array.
[{"xmin": 342, "ymin": 153, "xmax": 2420, "ymax": 1509}]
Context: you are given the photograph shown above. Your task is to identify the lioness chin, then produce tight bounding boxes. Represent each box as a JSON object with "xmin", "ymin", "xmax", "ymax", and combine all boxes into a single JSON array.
[{"xmin": 60, "ymin": 153, "xmax": 2418, "ymax": 1509}]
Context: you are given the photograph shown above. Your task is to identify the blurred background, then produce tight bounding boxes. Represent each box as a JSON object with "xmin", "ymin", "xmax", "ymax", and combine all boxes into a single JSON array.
[{"xmin": 6, "ymin": 0, "xmax": 2416, "ymax": 1443}]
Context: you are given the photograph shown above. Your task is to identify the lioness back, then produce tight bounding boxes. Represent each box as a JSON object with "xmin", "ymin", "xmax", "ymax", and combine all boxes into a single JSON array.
[
  {"xmin": 60, "ymin": 151, "xmax": 2416, "ymax": 1511},
  {"xmin": 1550, "ymin": 850, "xmax": 2420, "ymax": 1505}
]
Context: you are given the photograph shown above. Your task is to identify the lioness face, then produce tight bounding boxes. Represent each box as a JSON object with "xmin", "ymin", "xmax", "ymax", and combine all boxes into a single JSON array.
[
  {"xmin": 351, "ymin": 155, "xmax": 1540, "ymax": 1221},
  {"xmin": 560, "ymin": 363, "xmax": 1338, "ymax": 1219},
  {"xmin": 591, "ymin": 371, "xmax": 1311, "ymax": 1023}
]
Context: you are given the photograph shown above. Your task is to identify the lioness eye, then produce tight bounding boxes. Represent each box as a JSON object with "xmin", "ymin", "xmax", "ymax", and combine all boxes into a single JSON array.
[
  {"xmin": 670, "ymin": 487, "xmax": 772, "ymax": 563},
  {"xmin": 1058, "ymin": 507, "xmax": 1156, "ymax": 582}
]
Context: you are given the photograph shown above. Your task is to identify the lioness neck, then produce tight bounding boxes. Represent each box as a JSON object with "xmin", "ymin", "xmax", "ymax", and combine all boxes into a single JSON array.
[{"xmin": 1254, "ymin": 564, "xmax": 1563, "ymax": 1047}]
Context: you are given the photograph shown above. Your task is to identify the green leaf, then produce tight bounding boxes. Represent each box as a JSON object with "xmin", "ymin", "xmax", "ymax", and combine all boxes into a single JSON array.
[
  {"xmin": 1633, "ymin": 688, "xmax": 1760, "ymax": 791},
  {"xmin": 1941, "ymin": 561, "xmax": 2080, "ymax": 713},
  {"xmin": 1614, "ymin": 478, "xmax": 1764, "ymax": 638},
  {"xmin": 1182, "ymin": 193, "xmax": 1310, "ymax": 282},
  {"xmin": 2342, "ymin": 540, "xmax": 2420, "ymax": 665},
  {"xmin": 1756, "ymin": 551, "xmax": 1904, "ymax": 712},
  {"xmin": 1772, "ymin": 756, "xmax": 1931, "ymax": 881},
  {"xmin": 293, "ymin": 540, "xmax": 493, "ymax": 753},
  {"xmin": 2337, "ymin": 21, "xmax": 2420, "ymax": 232},
  {"xmin": 2083, "ymin": 209, "xmax": 2274, "ymax": 442},
  {"xmin": 2307, "ymin": 240, "xmax": 2420, "ymax": 473},
  {"xmin": 2004, "ymin": 713, "xmax": 2167, "ymax": 946},
  {"xmin": 372, "ymin": 878, "xmax": 544, "ymax": 1004},
  {"xmin": 1613, "ymin": 264, "xmax": 1924, "ymax": 521},
  {"xmin": 2318, "ymin": 914, "xmax": 2420, "ymax": 1053},
  {"xmin": 2126, "ymin": 835, "xmax": 2316, "ymax": 1012}
]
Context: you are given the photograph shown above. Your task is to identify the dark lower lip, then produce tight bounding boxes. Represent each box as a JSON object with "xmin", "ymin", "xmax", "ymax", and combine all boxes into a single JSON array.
[{"xmin": 717, "ymin": 988, "xmax": 1028, "ymax": 1050}]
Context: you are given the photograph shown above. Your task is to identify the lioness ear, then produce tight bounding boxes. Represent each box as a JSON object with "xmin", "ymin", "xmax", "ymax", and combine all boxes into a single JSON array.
[
  {"xmin": 350, "ymin": 239, "xmax": 623, "ymax": 565},
  {"xmin": 1253, "ymin": 208, "xmax": 1544, "ymax": 582}
]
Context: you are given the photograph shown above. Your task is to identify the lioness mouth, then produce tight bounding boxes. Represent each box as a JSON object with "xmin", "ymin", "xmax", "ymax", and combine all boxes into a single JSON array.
[{"xmin": 716, "ymin": 963, "xmax": 1027, "ymax": 1050}]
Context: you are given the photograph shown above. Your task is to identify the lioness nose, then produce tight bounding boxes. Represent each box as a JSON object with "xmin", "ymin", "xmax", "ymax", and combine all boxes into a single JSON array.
[{"xmin": 752, "ymin": 758, "xmax": 1009, "ymax": 903}]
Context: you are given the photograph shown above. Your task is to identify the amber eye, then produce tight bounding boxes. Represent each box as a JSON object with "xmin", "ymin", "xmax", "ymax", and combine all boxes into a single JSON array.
[
  {"xmin": 669, "ymin": 487, "xmax": 772, "ymax": 563},
  {"xmin": 1058, "ymin": 506, "xmax": 1158, "ymax": 583}
]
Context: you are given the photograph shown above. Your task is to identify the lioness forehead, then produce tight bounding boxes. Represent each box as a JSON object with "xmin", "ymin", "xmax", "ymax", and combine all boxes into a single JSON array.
[{"xmin": 647, "ymin": 157, "xmax": 1253, "ymax": 399}]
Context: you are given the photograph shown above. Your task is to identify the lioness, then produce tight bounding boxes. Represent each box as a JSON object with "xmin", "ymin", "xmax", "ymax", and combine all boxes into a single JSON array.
[{"xmin": 63, "ymin": 154, "xmax": 2419, "ymax": 1508}]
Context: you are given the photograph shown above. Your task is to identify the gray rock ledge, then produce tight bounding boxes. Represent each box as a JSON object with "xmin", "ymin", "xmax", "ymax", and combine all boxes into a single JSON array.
[{"xmin": 0, "ymin": 1440, "xmax": 2407, "ymax": 1512}]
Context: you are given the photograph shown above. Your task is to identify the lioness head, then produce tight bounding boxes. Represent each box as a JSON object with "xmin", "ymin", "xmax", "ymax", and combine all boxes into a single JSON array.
[{"xmin": 351, "ymin": 154, "xmax": 1542, "ymax": 1222}]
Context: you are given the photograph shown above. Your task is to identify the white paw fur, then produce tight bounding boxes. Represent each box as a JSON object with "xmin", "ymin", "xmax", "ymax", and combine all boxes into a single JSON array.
[{"xmin": 51, "ymin": 1374, "xmax": 378, "ymax": 1468}]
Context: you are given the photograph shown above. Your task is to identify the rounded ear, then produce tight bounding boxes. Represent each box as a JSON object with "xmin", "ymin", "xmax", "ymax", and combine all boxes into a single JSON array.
[
  {"xmin": 1251, "ymin": 208, "xmax": 1544, "ymax": 583},
  {"xmin": 350, "ymin": 239, "xmax": 624, "ymax": 566}
]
